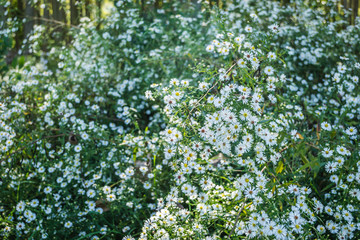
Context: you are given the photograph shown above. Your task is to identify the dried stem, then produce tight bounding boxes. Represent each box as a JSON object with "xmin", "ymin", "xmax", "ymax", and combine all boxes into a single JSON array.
[{"xmin": 27, "ymin": 16, "xmax": 80, "ymax": 29}]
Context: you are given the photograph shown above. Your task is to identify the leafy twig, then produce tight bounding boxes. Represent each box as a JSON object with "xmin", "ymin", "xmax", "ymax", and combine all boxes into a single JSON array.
[{"xmin": 1, "ymin": 133, "xmax": 68, "ymax": 163}]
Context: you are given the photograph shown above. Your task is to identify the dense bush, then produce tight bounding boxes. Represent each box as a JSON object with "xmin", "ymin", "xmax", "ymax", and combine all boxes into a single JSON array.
[{"xmin": 1, "ymin": 0, "xmax": 360, "ymax": 239}]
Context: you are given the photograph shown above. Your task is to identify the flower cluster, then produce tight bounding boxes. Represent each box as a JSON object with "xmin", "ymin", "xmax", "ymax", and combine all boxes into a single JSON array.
[{"xmin": 1, "ymin": 0, "xmax": 360, "ymax": 239}]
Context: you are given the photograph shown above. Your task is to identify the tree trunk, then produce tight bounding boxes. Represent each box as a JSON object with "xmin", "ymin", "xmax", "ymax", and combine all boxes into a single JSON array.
[
  {"xmin": 43, "ymin": 0, "xmax": 50, "ymax": 20},
  {"xmin": 96, "ymin": 0, "xmax": 102, "ymax": 29},
  {"xmin": 52, "ymin": 0, "xmax": 60, "ymax": 21},
  {"xmin": 0, "ymin": 4, "xmax": 5, "ymax": 31},
  {"xmin": 140, "ymin": 0, "xmax": 146, "ymax": 18},
  {"xmin": 52, "ymin": 0, "xmax": 66, "ymax": 22},
  {"xmin": 155, "ymin": 0, "xmax": 161, "ymax": 9},
  {"xmin": 85, "ymin": 0, "xmax": 91, "ymax": 18},
  {"xmin": 24, "ymin": 0, "xmax": 35, "ymax": 37},
  {"xmin": 353, "ymin": 0, "xmax": 359, "ymax": 23},
  {"xmin": 15, "ymin": 0, "xmax": 24, "ymax": 50},
  {"xmin": 70, "ymin": 0, "xmax": 79, "ymax": 25},
  {"xmin": 349, "ymin": 0, "xmax": 353, "ymax": 24}
]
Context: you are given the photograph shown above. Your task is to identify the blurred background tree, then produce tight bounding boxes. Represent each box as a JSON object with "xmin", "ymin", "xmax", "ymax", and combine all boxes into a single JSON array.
[{"xmin": 0, "ymin": 0, "xmax": 359, "ymax": 72}]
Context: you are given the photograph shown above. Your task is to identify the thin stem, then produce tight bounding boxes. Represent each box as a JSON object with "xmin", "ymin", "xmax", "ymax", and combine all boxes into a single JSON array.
[
  {"xmin": 187, "ymin": 62, "xmax": 237, "ymax": 121},
  {"xmin": 228, "ymin": 197, "xmax": 247, "ymax": 239}
]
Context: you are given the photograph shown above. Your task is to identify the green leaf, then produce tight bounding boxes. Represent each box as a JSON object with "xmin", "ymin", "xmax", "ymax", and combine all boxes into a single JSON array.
[
  {"xmin": 258, "ymin": 119, "xmax": 271, "ymax": 124},
  {"xmin": 276, "ymin": 161, "xmax": 284, "ymax": 174},
  {"xmin": 330, "ymin": 130, "xmax": 336, "ymax": 139},
  {"xmin": 18, "ymin": 56, "xmax": 25, "ymax": 68}
]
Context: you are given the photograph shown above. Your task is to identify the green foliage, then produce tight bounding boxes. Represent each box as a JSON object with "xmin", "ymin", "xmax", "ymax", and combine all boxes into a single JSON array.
[{"xmin": 0, "ymin": 34, "xmax": 11, "ymax": 75}]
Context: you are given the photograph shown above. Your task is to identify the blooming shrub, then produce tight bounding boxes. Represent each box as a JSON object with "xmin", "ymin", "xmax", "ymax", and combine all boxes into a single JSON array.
[{"xmin": 1, "ymin": 0, "xmax": 360, "ymax": 239}]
